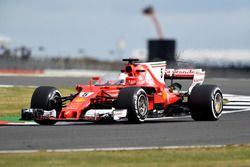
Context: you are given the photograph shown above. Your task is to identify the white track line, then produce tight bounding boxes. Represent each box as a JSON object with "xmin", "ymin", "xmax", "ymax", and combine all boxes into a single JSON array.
[
  {"xmin": 223, "ymin": 106, "xmax": 250, "ymax": 109},
  {"xmin": 222, "ymin": 108, "xmax": 250, "ymax": 114},
  {"xmin": 222, "ymin": 94, "xmax": 250, "ymax": 114},
  {"xmin": 225, "ymin": 98, "xmax": 250, "ymax": 101},
  {"xmin": 0, "ymin": 145, "xmax": 226, "ymax": 154},
  {"xmin": 0, "ymin": 85, "xmax": 36, "ymax": 88},
  {"xmin": 227, "ymin": 100, "xmax": 250, "ymax": 102},
  {"xmin": 224, "ymin": 96, "xmax": 250, "ymax": 99},
  {"xmin": 225, "ymin": 102, "xmax": 250, "ymax": 106},
  {"xmin": 223, "ymin": 94, "xmax": 250, "ymax": 97},
  {"xmin": 145, "ymin": 116, "xmax": 191, "ymax": 121}
]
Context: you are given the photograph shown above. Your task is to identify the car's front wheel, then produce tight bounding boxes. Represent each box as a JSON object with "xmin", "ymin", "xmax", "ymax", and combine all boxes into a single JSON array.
[{"xmin": 31, "ymin": 86, "xmax": 62, "ymax": 125}]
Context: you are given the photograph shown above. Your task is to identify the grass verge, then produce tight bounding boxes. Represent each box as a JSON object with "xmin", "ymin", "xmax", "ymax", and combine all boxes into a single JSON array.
[{"xmin": 0, "ymin": 145, "xmax": 250, "ymax": 167}]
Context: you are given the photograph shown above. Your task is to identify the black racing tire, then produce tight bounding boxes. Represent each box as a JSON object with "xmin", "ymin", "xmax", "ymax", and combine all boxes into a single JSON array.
[
  {"xmin": 117, "ymin": 87, "xmax": 148, "ymax": 124},
  {"xmin": 31, "ymin": 86, "xmax": 62, "ymax": 125},
  {"xmin": 190, "ymin": 85, "xmax": 223, "ymax": 121}
]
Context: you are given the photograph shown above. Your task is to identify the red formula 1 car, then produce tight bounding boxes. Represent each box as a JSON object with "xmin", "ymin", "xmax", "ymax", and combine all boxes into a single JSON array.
[{"xmin": 21, "ymin": 59, "xmax": 223, "ymax": 125}]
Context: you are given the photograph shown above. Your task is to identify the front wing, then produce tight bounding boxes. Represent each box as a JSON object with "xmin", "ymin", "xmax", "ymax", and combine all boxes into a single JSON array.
[{"xmin": 21, "ymin": 108, "xmax": 128, "ymax": 122}]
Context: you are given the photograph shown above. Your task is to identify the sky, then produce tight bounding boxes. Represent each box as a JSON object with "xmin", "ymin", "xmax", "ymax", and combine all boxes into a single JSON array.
[{"xmin": 0, "ymin": 0, "xmax": 250, "ymax": 60}]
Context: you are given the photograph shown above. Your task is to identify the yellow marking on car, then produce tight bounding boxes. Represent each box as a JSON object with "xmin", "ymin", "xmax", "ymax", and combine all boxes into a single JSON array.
[{"xmin": 74, "ymin": 98, "xmax": 86, "ymax": 102}]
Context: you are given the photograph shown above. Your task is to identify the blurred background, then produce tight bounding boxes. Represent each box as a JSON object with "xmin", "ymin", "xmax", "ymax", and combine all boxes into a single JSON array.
[{"xmin": 0, "ymin": 0, "xmax": 250, "ymax": 76}]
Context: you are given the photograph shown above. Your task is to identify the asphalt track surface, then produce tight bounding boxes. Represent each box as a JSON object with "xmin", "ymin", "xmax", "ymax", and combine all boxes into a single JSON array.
[{"xmin": 0, "ymin": 76, "xmax": 250, "ymax": 151}]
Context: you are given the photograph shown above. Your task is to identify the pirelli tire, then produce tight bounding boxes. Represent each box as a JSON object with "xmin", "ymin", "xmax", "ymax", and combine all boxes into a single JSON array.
[
  {"xmin": 117, "ymin": 87, "xmax": 148, "ymax": 124},
  {"xmin": 31, "ymin": 86, "xmax": 62, "ymax": 125},
  {"xmin": 190, "ymin": 85, "xmax": 223, "ymax": 121}
]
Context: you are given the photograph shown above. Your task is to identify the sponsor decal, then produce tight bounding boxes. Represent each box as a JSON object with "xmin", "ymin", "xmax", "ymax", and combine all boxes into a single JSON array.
[{"xmin": 79, "ymin": 92, "xmax": 94, "ymax": 97}]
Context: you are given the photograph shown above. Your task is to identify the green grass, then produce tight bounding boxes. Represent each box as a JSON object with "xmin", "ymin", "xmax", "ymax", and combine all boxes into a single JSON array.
[
  {"xmin": 0, "ymin": 145, "xmax": 250, "ymax": 167},
  {"xmin": 0, "ymin": 116, "xmax": 24, "ymax": 122},
  {"xmin": 0, "ymin": 87, "xmax": 74, "ymax": 117}
]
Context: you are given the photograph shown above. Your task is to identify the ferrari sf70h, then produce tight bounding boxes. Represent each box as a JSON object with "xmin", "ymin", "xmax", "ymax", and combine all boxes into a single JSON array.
[{"xmin": 21, "ymin": 59, "xmax": 223, "ymax": 125}]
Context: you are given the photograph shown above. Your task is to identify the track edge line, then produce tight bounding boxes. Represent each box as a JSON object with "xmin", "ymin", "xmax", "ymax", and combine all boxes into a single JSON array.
[{"xmin": 0, "ymin": 145, "xmax": 228, "ymax": 154}]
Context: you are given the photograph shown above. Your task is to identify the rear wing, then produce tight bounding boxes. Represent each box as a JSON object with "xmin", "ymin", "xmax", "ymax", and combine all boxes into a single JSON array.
[{"xmin": 165, "ymin": 69, "xmax": 206, "ymax": 93}]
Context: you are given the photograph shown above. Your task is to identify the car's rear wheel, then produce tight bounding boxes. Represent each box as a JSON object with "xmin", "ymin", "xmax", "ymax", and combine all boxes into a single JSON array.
[
  {"xmin": 190, "ymin": 85, "xmax": 223, "ymax": 121},
  {"xmin": 31, "ymin": 86, "xmax": 62, "ymax": 125},
  {"xmin": 117, "ymin": 87, "xmax": 148, "ymax": 123}
]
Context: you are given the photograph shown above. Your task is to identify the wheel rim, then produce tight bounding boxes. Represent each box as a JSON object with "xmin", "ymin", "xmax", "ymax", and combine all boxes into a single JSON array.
[
  {"xmin": 138, "ymin": 95, "xmax": 147, "ymax": 117},
  {"xmin": 214, "ymin": 92, "xmax": 223, "ymax": 114},
  {"xmin": 48, "ymin": 93, "xmax": 62, "ymax": 117}
]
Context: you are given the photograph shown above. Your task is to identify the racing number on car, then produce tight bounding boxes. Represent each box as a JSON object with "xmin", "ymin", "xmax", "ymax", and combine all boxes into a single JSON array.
[{"xmin": 79, "ymin": 92, "xmax": 93, "ymax": 97}]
